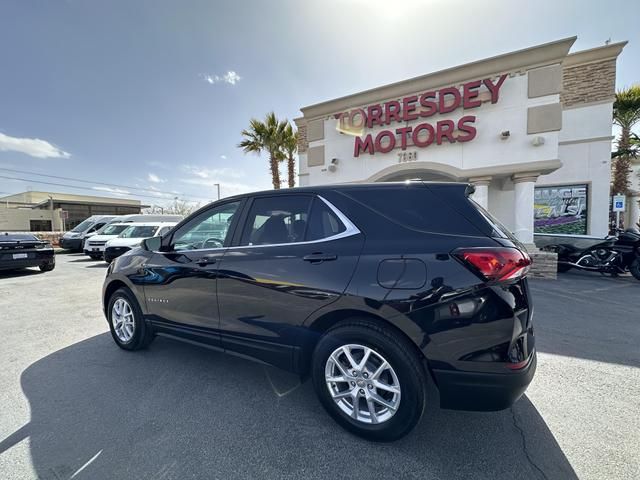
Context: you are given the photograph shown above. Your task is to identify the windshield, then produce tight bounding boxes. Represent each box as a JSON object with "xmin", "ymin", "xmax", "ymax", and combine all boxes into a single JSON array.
[
  {"xmin": 101, "ymin": 224, "xmax": 129, "ymax": 235},
  {"xmin": 119, "ymin": 226, "xmax": 158, "ymax": 238},
  {"xmin": 71, "ymin": 219, "xmax": 94, "ymax": 232}
]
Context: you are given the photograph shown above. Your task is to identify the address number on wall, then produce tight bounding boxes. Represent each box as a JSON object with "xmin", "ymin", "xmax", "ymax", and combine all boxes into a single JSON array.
[{"xmin": 398, "ymin": 151, "xmax": 418, "ymax": 163}]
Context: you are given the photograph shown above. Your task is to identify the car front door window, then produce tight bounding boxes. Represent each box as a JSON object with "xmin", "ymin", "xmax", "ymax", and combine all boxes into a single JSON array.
[{"xmin": 172, "ymin": 201, "xmax": 240, "ymax": 251}]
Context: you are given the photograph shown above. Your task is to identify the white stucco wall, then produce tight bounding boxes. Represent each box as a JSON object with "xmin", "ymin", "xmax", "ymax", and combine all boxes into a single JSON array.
[{"xmin": 537, "ymin": 102, "xmax": 614, "ymax": 236}]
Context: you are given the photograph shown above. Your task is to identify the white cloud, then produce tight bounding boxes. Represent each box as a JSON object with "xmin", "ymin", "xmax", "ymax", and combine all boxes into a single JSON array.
[
  {"xmin": 148, "ymin": 173, "xmax": 165, "ymax": 183},
  {"xmin": 146, "ymin": 160, "xmax": 166, "ymax": 169},
  {"xmin": 220, "ymin": 154, "xmax": 227, "ymax": 160},
  {"xmin": 179, "ymin": 177, "xmax": 266, "ymax": 198},
  {"xmin": 92, "ymin": 186, "xmax": 130, "ymax": 196},
  {"xmin": 182, "ymin": 164, "xmax": 244, "ymax": 179},
  {"xmin": 0, "ymin": 132, "xmax": 70, "ymax": 159},
  {"xmin": 201, "ymin": 70, "xmax": 242, "ymax": 86}
]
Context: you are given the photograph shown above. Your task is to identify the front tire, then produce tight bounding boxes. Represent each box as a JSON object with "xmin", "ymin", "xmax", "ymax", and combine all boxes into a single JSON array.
[
  {"xmin": 107, "ymin": 287, "xmax": 154, "ymax": 350},
  {"xmin": 630, "ymin": 259, "xmax": 640, "ymax": 281},
  {"xmin": 311, "ymin": 319, "xmax": 427, "ymax": 442}
]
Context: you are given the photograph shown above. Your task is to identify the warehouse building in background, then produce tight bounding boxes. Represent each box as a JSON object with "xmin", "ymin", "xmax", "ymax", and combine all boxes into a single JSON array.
[
  {"xmin": 295, "ymin": 37, "xmax": 629, "ymax": 247},
  {"xmin": 0, "ymin": 191, "xmax": 144, "ymax": 231}
]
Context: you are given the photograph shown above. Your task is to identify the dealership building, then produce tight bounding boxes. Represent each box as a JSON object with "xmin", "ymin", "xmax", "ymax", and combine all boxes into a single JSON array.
[{"xmin": 295, "ymin": 37, "xmax": 628, "ymax": 248}]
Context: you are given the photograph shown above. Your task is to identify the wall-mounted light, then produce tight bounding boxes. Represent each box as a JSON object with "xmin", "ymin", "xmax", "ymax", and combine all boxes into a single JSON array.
[
  {"xmin": 328, "ymin": 158, "xmax": 339, "ymax": 172},
  {"xmin": 500, "ymin": 131, "xmax": 510, "ymax": 140},
  {"xmin": 531, "ymin": 136, "xmax": 545, "ymax": 147}
]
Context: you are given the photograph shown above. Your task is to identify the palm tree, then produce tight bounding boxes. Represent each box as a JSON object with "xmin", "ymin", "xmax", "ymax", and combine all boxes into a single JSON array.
[
  {"xmin": 611, "ymin": 85, "xmax": 640, "ymax": 196},
  {"xmin": 239, "ymin": 112, "xmax": 287, "ymax": 189},
  {"xmin": 281, "ymin": 123, "xmax": 298, "ymax": 188}
]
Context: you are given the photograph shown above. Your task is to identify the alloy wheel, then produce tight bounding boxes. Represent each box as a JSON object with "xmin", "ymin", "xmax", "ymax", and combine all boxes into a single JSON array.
[
  {"xmin": 112, "ymin": 298, "xmax": 135, "ymax": 343},
  {"xmin": 325, "ymin": 344, "xmax": 401, "ymax": 424}
]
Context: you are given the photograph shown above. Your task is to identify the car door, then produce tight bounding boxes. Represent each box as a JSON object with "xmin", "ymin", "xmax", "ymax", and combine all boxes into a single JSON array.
[
  {"xmin": 142, "ymin": 200, "xmax": 243, "ymax": 346},
  {"xmin": 216, "ymin": 194, "xmax": 364, "ymax": 370}
]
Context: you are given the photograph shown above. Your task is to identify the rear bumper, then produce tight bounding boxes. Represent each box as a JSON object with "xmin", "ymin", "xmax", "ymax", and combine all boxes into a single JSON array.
[
  {"xmin": 0, "ymin": 254, "xmax": 55, "ymax": 271},
  {"xmin": 432, "ymin": 352, "xmax": 536, "ymax": 411}
]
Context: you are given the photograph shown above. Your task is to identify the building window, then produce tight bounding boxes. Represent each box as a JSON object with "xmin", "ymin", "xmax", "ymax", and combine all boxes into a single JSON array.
[
  {"xmin": 534, "ymin": 184, "xmax": 588, "ymax": 234},
  {"xmin": 30, "ymin": 220, "xmax": 52, "ymax": 231}
]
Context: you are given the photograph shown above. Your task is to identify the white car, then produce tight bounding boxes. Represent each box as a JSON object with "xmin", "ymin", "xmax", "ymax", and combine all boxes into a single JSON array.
[
  {"xmin": 82, "ymin": 214, "xmax": 184, "ymax": 258},
  {"xmin": 103, "ymin": 222, "xmax": 177, "ymax": 263},
  {"xmin": 83, "ymin": 223, "xmax": 133, "ymax": 259}
]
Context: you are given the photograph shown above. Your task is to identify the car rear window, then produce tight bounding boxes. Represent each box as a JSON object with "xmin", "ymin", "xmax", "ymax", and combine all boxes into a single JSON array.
[
  {"xmin": 343, "ymin": 185, "xmax": 484, "ymax": 236},
  {"xmin": 1, "ymin": 233, "xmax": 38, "ymax": 241}
]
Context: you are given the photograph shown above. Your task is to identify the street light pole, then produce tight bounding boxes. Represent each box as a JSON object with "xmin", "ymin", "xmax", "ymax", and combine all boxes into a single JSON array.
[{"xmin": 215, "ymin": 183, "xmax": 220, "ymax": 200}]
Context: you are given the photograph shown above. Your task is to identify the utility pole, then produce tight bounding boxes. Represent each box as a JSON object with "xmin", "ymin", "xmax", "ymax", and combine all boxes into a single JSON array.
[{"xmin": 214, "ymin": 183, "xmax": 220, "ymax": 200}]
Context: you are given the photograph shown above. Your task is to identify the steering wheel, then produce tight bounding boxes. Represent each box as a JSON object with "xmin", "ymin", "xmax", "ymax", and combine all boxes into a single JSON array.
[{"xmin": 201, "ymin": 237, "xmax": 224, "ymax": 249}]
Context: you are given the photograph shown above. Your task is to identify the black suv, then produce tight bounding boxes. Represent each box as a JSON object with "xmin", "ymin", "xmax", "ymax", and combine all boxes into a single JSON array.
[{"xmin": 102, "ymin": 182, "xmax": 535, "ymax": 441}]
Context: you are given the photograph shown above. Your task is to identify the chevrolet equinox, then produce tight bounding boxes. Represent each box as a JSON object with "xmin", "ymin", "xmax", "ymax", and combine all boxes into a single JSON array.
[{"xmin": 102, "ymin": 182, "xmax": 535, "ymax": 441}]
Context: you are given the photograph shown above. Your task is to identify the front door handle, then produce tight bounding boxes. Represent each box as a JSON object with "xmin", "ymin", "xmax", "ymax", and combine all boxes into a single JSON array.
[
  {"xmin": 303, "ymin": 253, "xmax": 337, "ymax": 263},
  {"xmin": 196, "ymin": 254, "xmax": 218, "ymax": 266}
]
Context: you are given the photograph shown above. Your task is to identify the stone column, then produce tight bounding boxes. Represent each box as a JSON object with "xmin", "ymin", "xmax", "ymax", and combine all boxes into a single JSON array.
[
  {"xmin": 512, "ymin": 173, "xmax": 539, "ymax": 246},
  {"xmin": 469, "ymin": 176, "xmax": 492, "ymax": 210}
]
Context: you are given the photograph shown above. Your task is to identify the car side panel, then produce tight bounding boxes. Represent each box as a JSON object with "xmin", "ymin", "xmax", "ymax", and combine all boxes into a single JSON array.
[{"xmin": 216, "ymin": 232, "xmax": 365, "ymax": 370}]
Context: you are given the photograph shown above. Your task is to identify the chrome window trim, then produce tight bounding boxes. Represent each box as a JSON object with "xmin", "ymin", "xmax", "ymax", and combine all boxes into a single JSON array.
[
  {"xmin": 168, "ymin": 195, "xmax": 361, "ymax": 252},
  {"xmin": 226, "ymin": 195, "xmax": 360, "ymax": 250},
  {"xmin": 161, "ymin": 195, "xmax": 360, "ymax": 253}
]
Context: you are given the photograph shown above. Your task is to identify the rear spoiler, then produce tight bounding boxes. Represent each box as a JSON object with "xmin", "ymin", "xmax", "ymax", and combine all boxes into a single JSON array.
[{"xmin": 464, "ymin": 184, "xmax": 476, "ymax": 197}]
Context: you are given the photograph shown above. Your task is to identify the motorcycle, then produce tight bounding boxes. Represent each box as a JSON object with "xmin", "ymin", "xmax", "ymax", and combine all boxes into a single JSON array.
[{"xmin": 540, "ymin": 228, "xmax": 640, "ymax": 280}]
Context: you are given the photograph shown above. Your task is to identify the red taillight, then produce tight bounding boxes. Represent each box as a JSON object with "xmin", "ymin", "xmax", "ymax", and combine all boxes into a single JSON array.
[{"xmin": 453, "ymin": 247, "xmax": 531, "ymax": 282}]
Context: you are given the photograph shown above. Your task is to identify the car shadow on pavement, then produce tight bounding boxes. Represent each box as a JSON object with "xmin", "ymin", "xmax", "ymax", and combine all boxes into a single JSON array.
[
  {"xmin": 529, "ymin": 272, "xmax": 640, "ymax": 368},
  {"xmin": 0, "ymin": 268, "xmax": 44, "ymax": 278},
  {"xmin": 2, "ymin": 334, "xmax": 577, "ymax": 480}
]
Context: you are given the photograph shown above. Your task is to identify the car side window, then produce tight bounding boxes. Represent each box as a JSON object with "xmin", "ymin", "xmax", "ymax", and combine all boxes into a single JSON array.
[
  {"xmin": 240, "ymin": 195, "xmax": 312, "ymax": 246},
  {"xmin": 306, "ymin": 198, "xmax": 346, "ymax": 241},
  {"xmin": 172, "ymin": 201, "xmax": 240, "ymax": 251},
  {"xmin": 88, "ymin": 222, "xmax": 105, "ymax": 233}
]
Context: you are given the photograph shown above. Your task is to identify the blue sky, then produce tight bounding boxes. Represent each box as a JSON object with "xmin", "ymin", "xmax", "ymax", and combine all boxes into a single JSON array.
[{"xmin": 0, "ymin": 0, "xmax": 638, "ymax": 206}]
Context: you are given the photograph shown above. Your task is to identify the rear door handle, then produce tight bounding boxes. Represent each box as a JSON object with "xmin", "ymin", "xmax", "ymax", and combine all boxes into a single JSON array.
[
  {"xmin": 303, "ymin": 253, "xmax": 337, "ymax": 263},
  {"xmin": 196, "ymin": 254, "xmax": 218, "ymax": 266}
]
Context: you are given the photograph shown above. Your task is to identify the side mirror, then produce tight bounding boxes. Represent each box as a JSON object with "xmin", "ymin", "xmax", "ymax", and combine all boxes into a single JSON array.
[{"xmin": 142, "ymin": 236, "xmax": 162, "ymax": 252}]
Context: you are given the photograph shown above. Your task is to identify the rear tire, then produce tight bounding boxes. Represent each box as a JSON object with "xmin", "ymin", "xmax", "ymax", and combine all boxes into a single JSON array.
[
  {"xmin": 630, "ymin": 259, "xmax": 640, "ymax": 281},
  {"xmin": 39, "ymin": 263, "xmax": 55, "ymax": 272},
  {"xmin": 311, "ymin": 319, "xmax": 427, "ymax": 442},
  {"xmin": 107, "ymin": 287, "xmax": 154, "ymax": 350}
]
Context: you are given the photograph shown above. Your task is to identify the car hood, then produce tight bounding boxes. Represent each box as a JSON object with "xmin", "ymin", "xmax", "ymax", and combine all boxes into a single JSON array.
[
  {"xmin": 86, "ymin": 234, "xmax": 120, "ymax": 242},
  {"xmin": 106, "ymin": 237, "xmax": 146, "ymax": 248}
]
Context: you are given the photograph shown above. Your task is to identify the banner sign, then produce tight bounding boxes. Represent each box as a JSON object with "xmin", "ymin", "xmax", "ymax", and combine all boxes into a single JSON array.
[{"xmin": 534, "ymin": 184, "xmax": 588, "ymax": 234}]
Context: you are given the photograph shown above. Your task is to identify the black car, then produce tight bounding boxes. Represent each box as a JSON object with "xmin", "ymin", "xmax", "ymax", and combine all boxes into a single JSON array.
[
  {"xmin": 102, "ymin": 182, "xmax": 535, "ymax": 441},
  {"xmin": 0, "ymin": 233, "xmax": 55, "ymax": 272}
]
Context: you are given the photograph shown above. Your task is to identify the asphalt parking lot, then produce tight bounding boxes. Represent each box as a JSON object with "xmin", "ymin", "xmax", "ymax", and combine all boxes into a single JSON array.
[{"xmin": 1, "ymin": 254, "xmax": 638, "ymax": 480}]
